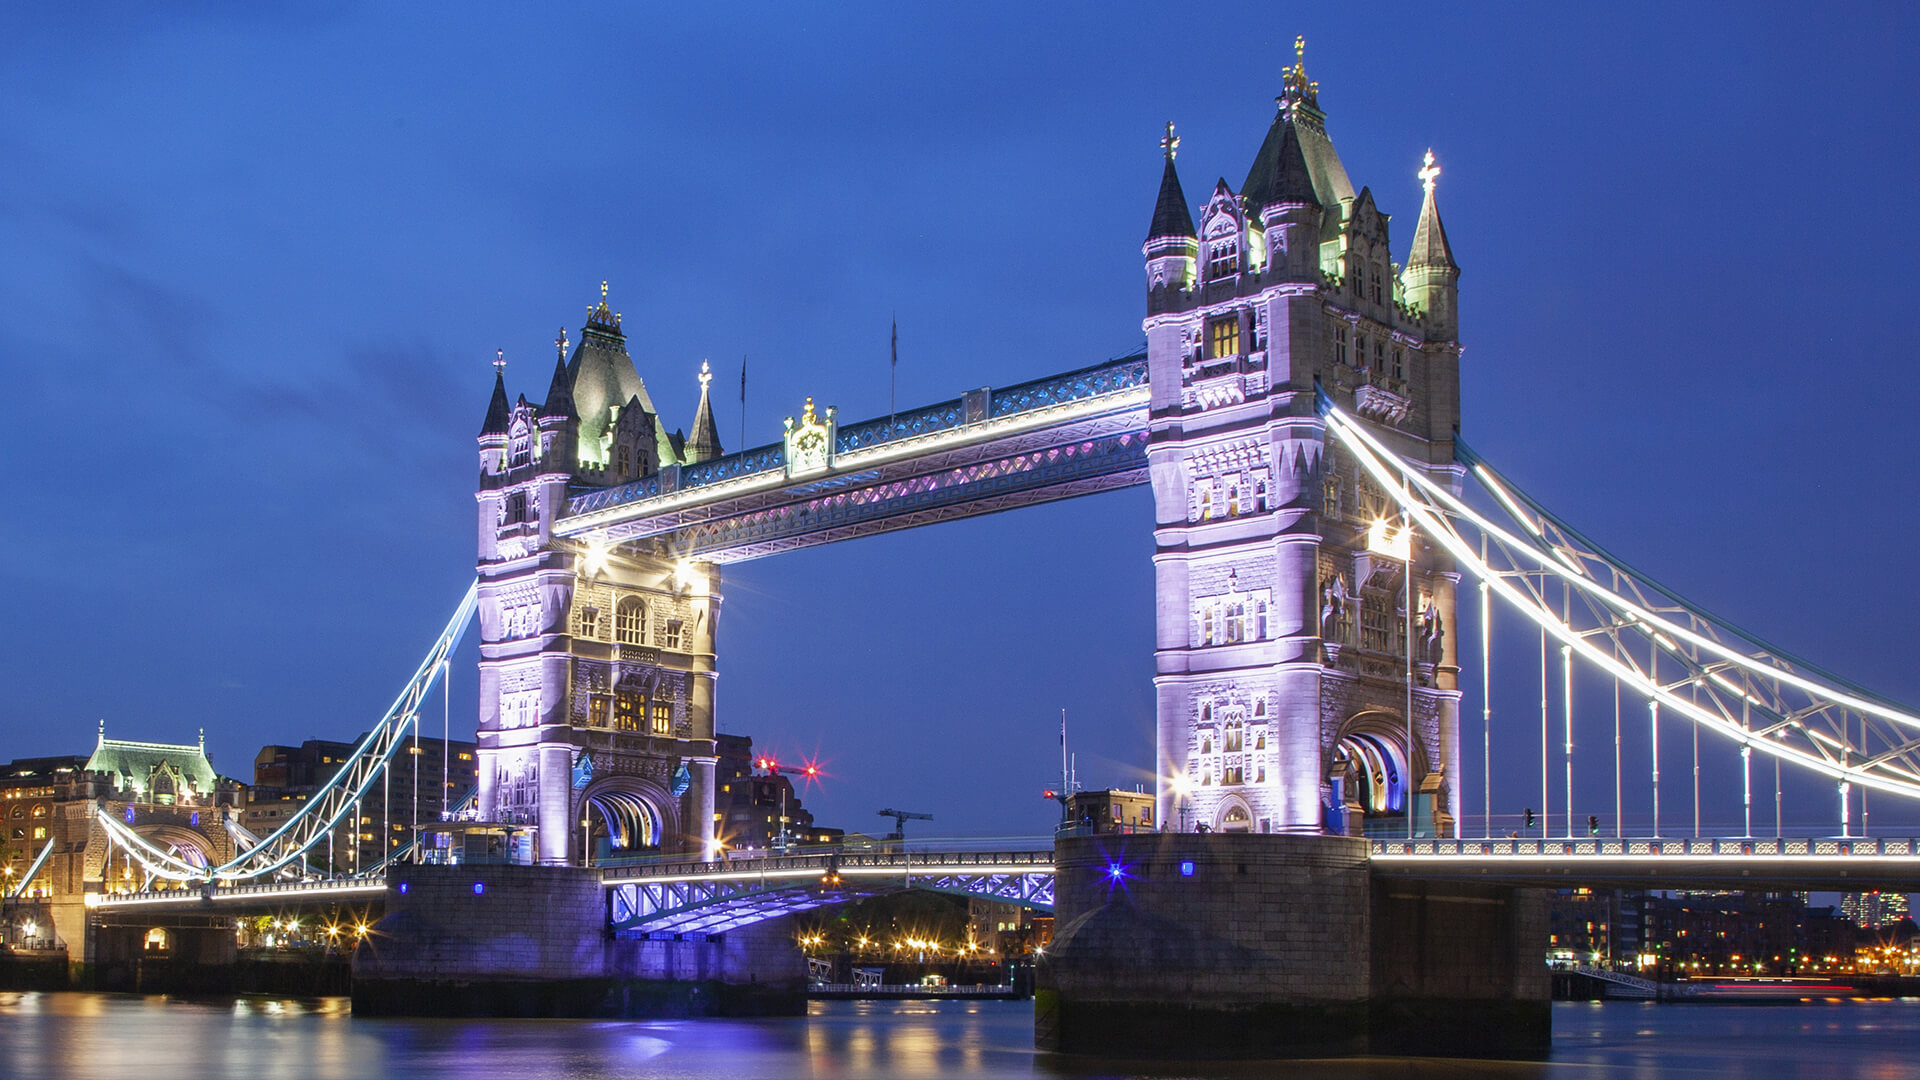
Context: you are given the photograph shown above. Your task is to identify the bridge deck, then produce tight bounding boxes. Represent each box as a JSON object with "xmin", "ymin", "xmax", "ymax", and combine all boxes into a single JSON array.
[{"xmin": 1369, "ymin": 836, "xmax": 1920, "ymax": 891}]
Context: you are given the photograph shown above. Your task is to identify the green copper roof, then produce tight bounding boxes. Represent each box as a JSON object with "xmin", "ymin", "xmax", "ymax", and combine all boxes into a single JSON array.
[{"xmin": 85, "ymin": 736, "xmax": 218, "ymax": 800}]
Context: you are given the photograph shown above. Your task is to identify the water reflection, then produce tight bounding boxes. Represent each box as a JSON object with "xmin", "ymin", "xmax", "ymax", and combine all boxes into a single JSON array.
[{"xmin": 0, "ymin": 994, "xmax": 1915, "ymax": 1079}]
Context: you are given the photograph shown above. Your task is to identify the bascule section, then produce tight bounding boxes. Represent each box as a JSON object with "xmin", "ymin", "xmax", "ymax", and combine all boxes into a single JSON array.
[
  {"xmin": 1143, "ymin": 41, "xmax": 1463, "ymax": 839},
  {"xmin": 474, "ymin": 285, "xmax": 723, "ymax": 865}
]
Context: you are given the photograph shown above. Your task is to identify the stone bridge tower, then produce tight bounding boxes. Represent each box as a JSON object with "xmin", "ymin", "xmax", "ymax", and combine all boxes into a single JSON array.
[
  {"xmin": 1145, "ymin": 45, "xmax": 1463, "ymax": 837},
  {"xmin": 475, "ymin": 287, "xmax": 726, "ymax": 864}
]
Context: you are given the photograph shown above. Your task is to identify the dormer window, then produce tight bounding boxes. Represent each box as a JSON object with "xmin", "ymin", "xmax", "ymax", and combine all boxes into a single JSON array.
[
  {"xmin": 1209, "ymin": 317, "xmax": 1240, "ymax": 360},
  {"xmin": 1208, "ymin": 239, "xmax": 1240, "ymax": 279}
]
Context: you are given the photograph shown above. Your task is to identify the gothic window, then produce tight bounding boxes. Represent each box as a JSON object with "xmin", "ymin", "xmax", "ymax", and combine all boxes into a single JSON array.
[
  {"xmin": 1355, "ymin": 334, "xmax": 1368, "ymax": 370},
  {"xmin": 650, "ymin": 700, "xmax": 672, "ymax": 734},
  {"xmin": 1200, "ymin": 703, "xmax": 1212, "ymax": 725},
  {"xmin": 1335, "ymin": 325, "xmax": 1348, "ymax": 366},
  {"xmin": 1201, "ymin": 606, "xmax": 1215, "ymax": 646},
  {"xmin": 615, "ymin": 690, "xmax": 642, "ymax": 732},
  {"xmin": 1223, "ymin": 765, "xmax": 1244, "ymax": 786},
  {"xmin": 1371, "ymin": 266, "xmax": 1382, "ymax": 303},
  {"xmin": 503, "ymin": 491, "xmax": 528, "ymax": 525},
  {"xmin": 589, "ymin": 695, "xmax": 610, "ymax": 727},
  {"xmin": 1225, "ymin": 720, "xmax": 1243, "ymax": 753},
  {"xmin": 616, "ymin": 445, "xmax": 631, "ymax": 475},
  {"xmin": 1209, "ymin": 317, "xmax": 1240, "ymax": 359},
  {"xmin": 615, "ymin": 597, "xmax": 646, "ymax": 645},
  {"xmin": 1208, "ymin": 239, "xmax": 1239, "ymax": 279},
  {"xmin": 1255, "ymin": 729, "xmax": 1267, "ymax": 751},
  {"xmin": 1198, "ymin": 485, "xmax": 1212, "ymax": 522},
  {"xmin": 578, "ymin": 606, "xmax": 599, "ymax": 639},
  {"xmin": 1255, "ymin": 474, "xmax": 1269, "ymax": 510},
  {"xmin": 662, "ymin": 619, "xmax": 685, "ymax": 651},
  {"xmin": 1324, "ymin": 472, "xmax": 1342, "ymax": 518},
  {"xmin": 1201, "ymin": 733, "xmax": 1213, "ymax": 755},
  {"xmin": 1255, "ymin": 599, "xmax": 1268, "ymax": 640},
  {"xmin": 1226, "ymin": 602, "xmax": 1244, "ymax": 644},
  {"xmin": 1227, "ymin": 483, "xmax": 1240, "ymax": 517},
  {"xmin": 1391, "ymin": 348, "xmax": 1404, "ymax": 380},
  {"xmin": 1360, "ymin": 595, "xmax": 1398, "ymax": 653},
  {"xmin": 1256, "ymin": 763, "xmax": 1267, "ymax": 783},
  {"xmin": 29, "ymin": 804, "xmax": 45, "ymax": 818}
]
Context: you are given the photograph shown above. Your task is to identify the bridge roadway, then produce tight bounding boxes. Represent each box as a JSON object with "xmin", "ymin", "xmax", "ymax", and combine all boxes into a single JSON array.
[{"xmin": 87, "ymin": 836, "xmax": 1920, "ymax": 924}]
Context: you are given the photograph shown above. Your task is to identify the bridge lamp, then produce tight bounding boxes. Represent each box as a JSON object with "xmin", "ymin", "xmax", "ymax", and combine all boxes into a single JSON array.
[{"xmin": 582, "ymin": 535, "xmax": 611, "ymax": 578}]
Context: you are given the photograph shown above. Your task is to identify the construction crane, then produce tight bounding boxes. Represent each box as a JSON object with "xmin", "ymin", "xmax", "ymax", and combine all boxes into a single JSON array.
[{"xmin": 877, "ymin": 808, "xmax": 932, "ymax": 841}]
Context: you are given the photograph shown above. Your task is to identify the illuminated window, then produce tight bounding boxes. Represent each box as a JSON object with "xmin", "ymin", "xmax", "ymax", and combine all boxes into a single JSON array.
[
  {"xmin": 29, "ymin": 805, "xmax": 44, "ymax": 818},
  {"xmin": 589, "ymin": 695, "xmax": 610, "ymax": 727},
  {"xmin": 578, "ymin": 606, "xmax": 599, "ymax": 639},
  {"xmin": 1224, "ymin": 765, "xmax": 1244, "ymax": 786},
  {"xmin": 650, "ymin": 701, "xmax": 672, "ymax": 735},
  {"xmin": 1255, "ymin": 599, "xmax": 1268, "ymax": 640},
  {"xmin": 1208, "ymin": 317, "xmax": 1240, "ymax": 359},
  {"xmin": 1201, "ymin": 607, "xmax": 1214, "ymax": 646},
  {"xmin": 662, "ymin": 619, "xmax": 685, "ymax": 651},
  {"xmin": 1227, "ymin": 484, "xmax": 1240, "ymax": 517},
  {"xmin": 31, "ymin": 827, "xmax": 45, "ymax": 840},
  {"xmin": 615, "ymin": 597, "xmax": 646, "ymax": 645},
  {"xmin": 1255, "ymin": 474, "xmax": 1268, "ymax": 510},
  {"xmin": 1198, "ymin": 485, "xmax": 1212, "ymax": 522},
  {"xmin": 1323, "ymin": 472, "xmax": 1341, "ymax": 517},
  {"xmin": 1225, "ymin": 721, "xmax": 1243, "ymax": 753},
  {"xmin": 615, "ymin": 691, "xmax": 642, "ymax": 732},
  {"xmin": 1226, "ymin": 602, "xmax": 1244, "ymax": 644}
]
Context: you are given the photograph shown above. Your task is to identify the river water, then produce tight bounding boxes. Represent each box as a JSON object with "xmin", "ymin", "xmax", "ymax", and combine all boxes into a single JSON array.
[{"xmin": 2, "ymin": 994, "xmax": 1918, "ymax": 1079}]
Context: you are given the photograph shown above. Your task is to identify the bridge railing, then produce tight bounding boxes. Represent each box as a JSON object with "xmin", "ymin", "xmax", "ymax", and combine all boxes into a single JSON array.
[
  {"xmin": 1370, "ymin": 837, "xmax": 1918, "ymax": 858},
  {"xmin": 90, "ymin": 876, "xmax": 387, "ymax": 908},
  {"xmin": 600, "ymin": 847, "xmax": 1054, "ymax": 884}
]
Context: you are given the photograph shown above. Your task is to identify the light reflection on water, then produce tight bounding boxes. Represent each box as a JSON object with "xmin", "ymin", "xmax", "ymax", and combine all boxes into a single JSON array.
[{"xmin": 2, "ymin": 993, "xmax": 1919, "ymax": 1080}]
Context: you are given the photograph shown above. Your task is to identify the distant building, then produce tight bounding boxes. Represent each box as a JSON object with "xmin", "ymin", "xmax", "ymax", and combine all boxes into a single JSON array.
[
  {"xmin": 1840, "ymin": 891, "xmax": 1912, "ymax": 928},
  {"xmin": 2, "ymin": 728, "xmax": 245, "ymax": 955},
  {"xmin": 967, "ymin": 897, "xmax": 1045, "ymax": 959},
  {"xmin": 243, "ymin": 734, "xmax": 477, "ymax": 872},
  {"xmin": 712, "ymin": 733, "xmax": 840, "ymax": 855},
  {"xmin": 1549, "ymin": 889, "xmax": 1863, "ymax": 976},
  {"xmin": 1061, "ymin": 789, "xmax": 1155, "ymax": 834}
]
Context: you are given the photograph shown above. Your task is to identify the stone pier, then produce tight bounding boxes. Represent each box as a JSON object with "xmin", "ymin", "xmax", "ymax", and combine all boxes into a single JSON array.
[
  {"xmin": 1036, "ymin": 834, "xmax": 1548, "ymax": 1059},
  {"xmin": 352, "ymin": 864, "xmax": 805, "ymax": 1017}
]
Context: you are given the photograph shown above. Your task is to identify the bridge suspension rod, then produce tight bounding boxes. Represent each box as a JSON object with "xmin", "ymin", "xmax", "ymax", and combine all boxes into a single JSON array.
[{"xmin": 1320, "ymin": 401, "xmax": 1920, "ymax": 804}]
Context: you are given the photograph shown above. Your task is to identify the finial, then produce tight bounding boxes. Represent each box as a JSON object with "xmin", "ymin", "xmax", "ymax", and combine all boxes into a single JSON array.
[
  {"xmin": 1279, "ymin": 34, "xmax": 1317, "ymax": 112},
  {"xmin": 698, "ymin": 359, "xmax": 713, "ymax": 393},
  {"xmin": 1418, "ymin": 149, "xmax": 1441, "ymax": 194},
  {"xmin": 555, "ymin": 328, "xmax": 570, "ymax": 359},
  {"xmin": 1295, "ymin": 34, "xmax": 1305, "ymax": 63},
  {"xmin": 601, "ymin": 280, "xmax": 608, "ymax": 302},
  {"xmin": 803, "ymin": 396, "xmax": 816, "ymax": 423},
  {"xmin": 198, "ymin": 727, "xmax": 205, "ymax": 750},
  {"xmin": 1161, "ymin": 121, "xmax": 1180, "ymax": 161},
  {"xmin": 494, "ymin": 348, "xmax": 506, "ymax": 375},
  {"xmin": 98, "ymin": 718, "xmax": 106, "ymax": 744}
]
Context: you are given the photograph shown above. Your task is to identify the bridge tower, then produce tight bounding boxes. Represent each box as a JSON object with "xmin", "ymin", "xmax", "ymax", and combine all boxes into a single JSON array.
[
  {"xmin": 474, "ymin": 288, "xmax": 725, "ymax": 864},
  {"xmin": 1146, "ymin": 45, "xmax": 1463, "ymax": 837}
]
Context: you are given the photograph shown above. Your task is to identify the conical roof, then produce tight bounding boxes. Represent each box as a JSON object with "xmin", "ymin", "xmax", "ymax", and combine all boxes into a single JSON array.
[
  {"xmin": 1147, "ymin": 156, "xmax": 1196, "ymax": 241},
  {"xmin": 1241, "ymin": 112, "xmax": 1320, "ymax": 213},
  {"xmin": 479, "ymin": 369, "xmax": 511, "ymax": 436},
  {"xmin": 686, "ymin": 361, "xmax": 723, "ymax": 462},
  {"xmin": 1407, "ymin": 154, "xmax": 1456, "ymax": 270},
  {"xmin": 541, "ymin": 353, "xmax": 575, "ymax": 419}
]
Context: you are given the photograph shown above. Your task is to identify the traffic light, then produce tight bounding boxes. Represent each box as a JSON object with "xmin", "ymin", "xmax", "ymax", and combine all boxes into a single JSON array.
[
  {"xmin": 1588, "ymin": 814, "xmax": 1600, "ymax": 837},
  {"xmin": 1524, "ymin": 808, "xmax": 1535, "ymax": 830}
]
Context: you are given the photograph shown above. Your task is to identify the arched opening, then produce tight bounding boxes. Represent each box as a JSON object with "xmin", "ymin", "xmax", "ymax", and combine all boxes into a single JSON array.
[
  {"xmin": 1329, "ymin": 725, "xmax": 1412, "ymax": 839},
  {"xmin": 581, "ymin": 781, "xmax": 668, "ymax": 866},
  {"xmin": 144, "ymin": 927, "xmax": 170, "ymax": 952},
  {"xmin": 1215, "ymin": 799, "xmax": 1253, "ymax": 833}
]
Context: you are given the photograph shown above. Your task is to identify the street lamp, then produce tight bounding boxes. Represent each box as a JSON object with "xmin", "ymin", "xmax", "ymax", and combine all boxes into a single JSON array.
[{"xmin": 1168, "ymin": 772, "xmax": 1193, "ymax": 833}]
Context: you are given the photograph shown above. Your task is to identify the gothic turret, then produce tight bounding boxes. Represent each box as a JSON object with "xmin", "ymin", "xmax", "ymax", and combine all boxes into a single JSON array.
[
  {"xmin": 538, "ymin": 328, "xmax": 578, "ymax": 470},
  {"xmin": 1241, "ymin": 104, "xmax": 1321, "ymax": 281},
  {"xmin": 479, "ymin": 355, "xmax": 511, "ymax": 438},
  {"xmin": 685, "ymin": 360, "xmax": 723, "ymax": 463},
  {"xmin": 1403, "ymin": 150, "xmax": 1459, "ymax": 339},
  {"xmin": 1144, "ymin": 122, "xmax": 1198, "ymax": 301}
]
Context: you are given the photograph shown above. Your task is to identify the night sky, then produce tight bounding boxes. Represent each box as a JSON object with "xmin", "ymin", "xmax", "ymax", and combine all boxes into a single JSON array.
[{"xmin": 5, "ymin": 5, "xmax": 1919, "ymax": 842}]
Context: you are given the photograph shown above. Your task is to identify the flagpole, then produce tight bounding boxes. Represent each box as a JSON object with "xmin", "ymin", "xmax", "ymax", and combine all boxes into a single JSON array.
[
  {"xmin": 739, "ymin": 354, "xmax": 746, "ymax": 450},
  {"xmin": 889, "ymin": 314, "xmax": 897, "ymax": 430}
]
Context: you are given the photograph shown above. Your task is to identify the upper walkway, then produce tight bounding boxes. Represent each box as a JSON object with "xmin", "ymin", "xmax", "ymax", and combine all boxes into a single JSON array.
[
  {"xmin": 1368, "ymin": 836, "xmax": 1920, "ymax": 891},
  {"xmin": 553, "ymin": 354, "xmax": 1149, "ymax": 562}
]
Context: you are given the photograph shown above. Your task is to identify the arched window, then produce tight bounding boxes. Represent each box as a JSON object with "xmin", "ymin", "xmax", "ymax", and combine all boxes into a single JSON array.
[
  {"xmin": 1202, "ymin": 607, "xmax": 1214, "ymax": 645},
  {"xmin": 1255, "ymin": 599, "xmax": 1268, "ymax": 640},
  {"xmin": 1255, "ymin": 475, "xmax": 1268, "ymax": 510},
  {"xmin": 615, "ymin": 597, "xmax": 646, "ymax": 645},
  {"xmin": 1225, "ymin": 720, "xmax": 1243, "ymax": 753},
  {"xmin": 144, "ymin": 927, "xmax": 170, "ymax": 952}
]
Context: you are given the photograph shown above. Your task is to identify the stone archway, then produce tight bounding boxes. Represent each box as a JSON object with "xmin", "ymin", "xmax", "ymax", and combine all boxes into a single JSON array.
[
  {"xmin": 1327, "ymin": 711, "xmax": 1427, "ymax": 837},
  {"xmin": 578, "ymin": 776, "xmax": 679, "ymax": 864},
  {"xmin": 1213, "ymin": 794, "xmax": 1255, "ymax": 833}
]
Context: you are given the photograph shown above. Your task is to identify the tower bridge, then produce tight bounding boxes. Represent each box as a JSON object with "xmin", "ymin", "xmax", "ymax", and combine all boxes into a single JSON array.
[{"xmin": 69, "ymin": 36, "xmax": 1920, "ymax": 1060}]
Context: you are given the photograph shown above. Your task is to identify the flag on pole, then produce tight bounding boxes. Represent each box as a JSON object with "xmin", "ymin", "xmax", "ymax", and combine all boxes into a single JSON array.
[{"xmin": 891, "ymin": 316, "xmax": 898, "ymax": 370}]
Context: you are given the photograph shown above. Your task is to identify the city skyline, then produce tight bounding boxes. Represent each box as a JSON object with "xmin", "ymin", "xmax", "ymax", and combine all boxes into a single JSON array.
[{"xmin": 5, "ymin": 5, "xmax": 1920, "ymax": 839}]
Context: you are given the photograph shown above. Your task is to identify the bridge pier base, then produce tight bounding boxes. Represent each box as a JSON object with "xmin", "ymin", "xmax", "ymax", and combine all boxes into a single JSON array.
[
  {"xmin": 353, "ymin": 865, "xmax": 804, "ymax": 1018},
  {"xmin": 1036, "ymin": 835, "xmax": 1548, "ymax": 1060}
]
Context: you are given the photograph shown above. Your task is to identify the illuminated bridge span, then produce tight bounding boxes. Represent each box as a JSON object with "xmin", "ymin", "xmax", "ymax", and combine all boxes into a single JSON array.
[
  {"xmin": 554, "ymin": 355, "xmax": 1149, "ymax": 562},
  {"xmin": 1369, "ymin": 836, "xmax": 1920, "ymax": 892},
  {"xmin": 606, "ymin": 849, "xmax": 1055, "ymax": 934}
]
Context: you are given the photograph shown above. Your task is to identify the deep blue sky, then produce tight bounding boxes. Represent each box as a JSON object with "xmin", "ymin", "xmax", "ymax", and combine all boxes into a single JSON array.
[{"xmin": 4, "ymin": 4, "xmax": 1919, "ymax": 840}]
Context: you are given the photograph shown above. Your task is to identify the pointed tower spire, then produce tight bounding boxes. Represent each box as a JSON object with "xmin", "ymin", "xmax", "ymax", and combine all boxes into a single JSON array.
[
  {"xmin": 541, "ymin": 327, "xmax": 576, "ymax": 419},
  {"xmin": 1407, "ymin": 150, "xmax": 1456, "ymax": 270},
  {"xmin": 686, "ymin": 360, "xmax": 723, "ymax": 463},
  {"xmin": 1147, "ymin": 121, "xmax": 1196, "ymax": 241},
  {"xmin": 479, "ymin": 349, "xmax": 511, "ymax": 436},
  {"xmin": 1404, "ymin": 149, "xmax": 1460, "ymax": 338}
]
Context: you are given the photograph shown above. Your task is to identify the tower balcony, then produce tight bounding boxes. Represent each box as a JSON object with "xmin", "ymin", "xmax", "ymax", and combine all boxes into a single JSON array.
[{"xmin": 1182, "ymin": 351, "xmax": 1268, "ymax": 411}]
